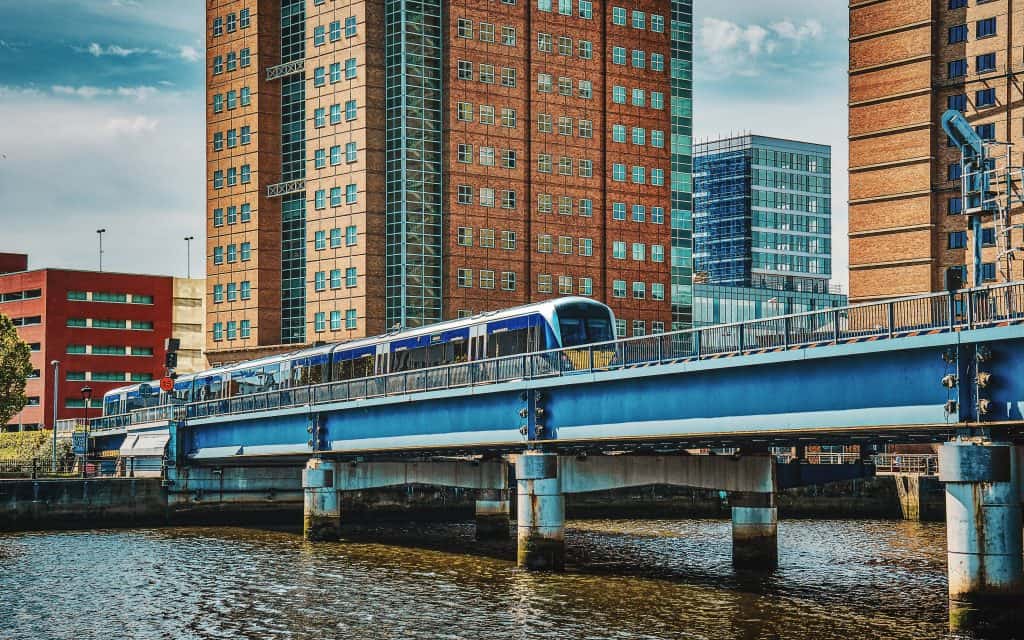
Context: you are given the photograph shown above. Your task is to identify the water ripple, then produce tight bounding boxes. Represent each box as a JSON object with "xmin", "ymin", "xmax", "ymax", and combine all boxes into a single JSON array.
[{"xmin": 0, "ymin": 519, "xmax": 967, "ymax": 640}]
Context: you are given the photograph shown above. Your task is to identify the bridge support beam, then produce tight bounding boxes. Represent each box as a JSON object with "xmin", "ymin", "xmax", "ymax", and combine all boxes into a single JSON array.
[
  {"xmin": 731, "ymin": 491, "xmax": 778, "ymax": 570},
  {"xmin": 303, "ymin": 458, "xmax": 340, "ymax": 542},
  {"xmin": 939, "ymin": 441, "xmax": 1023, "ymax": 634},
  {"xmin": 475, "ymin": 489, "xmax": 511, "ymax": 540},
  {"xmin": 516, "ymin": 452, "xmax": 564, "ymax": 571}
]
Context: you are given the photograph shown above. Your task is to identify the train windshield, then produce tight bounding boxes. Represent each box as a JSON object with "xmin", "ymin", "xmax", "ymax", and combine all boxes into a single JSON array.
[{"xmin": 558, "ymin": 303, "xmax": 614, "ymax": 347}]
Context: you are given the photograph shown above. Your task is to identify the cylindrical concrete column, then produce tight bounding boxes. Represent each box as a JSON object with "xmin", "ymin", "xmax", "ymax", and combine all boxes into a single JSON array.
[
  {"xmin": 303, "ymin": 458, "xmax": 340, "ymax": 542},
  {"xmin": 731, "ymin": 491, "xmax": 778, "ymax": 570},
  {"xmin": 516, "ymin": 452, "xmax": 564, "ymax": 571},
  {"xmin": 475, "ymin": 489, "xmax": 511, "ymax": 540},
  {"xmin": 940, "ymin": 441, "xmax": 1023, "ymax": 633}
]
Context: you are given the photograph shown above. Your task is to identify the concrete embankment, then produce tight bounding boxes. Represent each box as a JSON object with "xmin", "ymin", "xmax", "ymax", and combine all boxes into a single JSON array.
[{"xmin": 0, "ymin": 474, "xmax": 945, "ymax": 532}]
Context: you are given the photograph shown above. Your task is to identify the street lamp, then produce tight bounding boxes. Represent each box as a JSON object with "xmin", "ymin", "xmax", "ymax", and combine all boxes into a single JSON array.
[
  {"xmin": 80, "ymin": 386, "xmax": 92, "ymax": 478},
  {"xmin": 96, "ymin": 229, "xmax": 107, "ymax": 272},
  {"xmin": 184, "ymin": 236, "xmax": 195, "ymax": 279},
  {"xmin": 50, "ymin": 360, "xmax": 60, "ymax": 472}
]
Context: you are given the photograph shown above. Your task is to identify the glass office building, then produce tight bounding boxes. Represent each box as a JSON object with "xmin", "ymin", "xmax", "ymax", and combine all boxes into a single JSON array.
[
  {"xmin": 693, "ymin": 283, "xmax": 846, "ymax": 328},
  {"xmin": 694, "ymin": 135, "xmax": 832, "ymax": 294}
]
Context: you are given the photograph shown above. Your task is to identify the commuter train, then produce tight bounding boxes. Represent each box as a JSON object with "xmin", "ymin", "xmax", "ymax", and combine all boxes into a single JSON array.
[{"xmin": 102, "ymin": 298, "xmax": 616, "ymax": 417}]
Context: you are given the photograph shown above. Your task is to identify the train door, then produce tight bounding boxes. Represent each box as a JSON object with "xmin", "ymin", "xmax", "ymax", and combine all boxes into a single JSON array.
[
  {"xmin": 375, "ymin": 343, "xmax": 389, "ymax": 375},
  {"xmin": 469, "ymin": 324, "xmax": 487, "ymax": 361}
]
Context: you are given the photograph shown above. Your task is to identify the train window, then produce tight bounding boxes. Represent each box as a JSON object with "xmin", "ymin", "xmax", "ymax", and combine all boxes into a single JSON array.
[
  {"xmin": 558, "ymin": 304, "xmax": 614, "ymax": 347},
  {"xmin": 447, "ymin": 340, "xmax": 468, "ymax": 363},
  {"xmin": 487, "ymin": 329, "xmax": 528, "ymax": 358}
]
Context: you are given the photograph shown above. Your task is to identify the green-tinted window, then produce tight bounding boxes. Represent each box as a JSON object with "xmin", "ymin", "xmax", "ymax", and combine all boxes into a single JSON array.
[
  {"xmin": 66, "ymin": 345, "xmax": 87, "ymax": 354},
  {"xmin": 66, "ymin": 318, "xmax": 87, "ymax": 328},
  {"xmin": 133, "ymin": 321, "xmax": 154, "ymax": 330},
  {"xmin": 132, "ymin": 295, "xmax": 154, "ymax": 305},
  {"xmin": 66, "ymin": 371, "xmax": 87, "ymax": 381},
  {"xmin": 92, "ymin": 372, "xmax": 125, "ymax": 381},
  {"xmin": 65, "ymin": 398, "xmax": 85, "ymax": 408},
  {"xmin": 132, "ymin": 347, "xmax": 154, "ymax": 356},
  {"xmin": 93, "ymin": 345, "xmax": 126, "ymax": 355},
  {"xmin": 93, "ymin": 319, "xmax": 127, "ymax": 329},
  {"xmin": 93, "ymin": 292, "xmax": 127, "ymax": 303},
  {"xmin": 67, "ymin": 291, "xmax": 87, "ymax": 301},
  {"xmin": 131, "ymin": 373, "xmax": 153, "ymax": 382}
]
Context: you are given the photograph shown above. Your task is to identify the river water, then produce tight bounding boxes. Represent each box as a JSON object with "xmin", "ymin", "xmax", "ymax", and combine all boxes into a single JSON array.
[{"xmin": 0, "ymin": 519, "xmax": 968, "ymax": 640}]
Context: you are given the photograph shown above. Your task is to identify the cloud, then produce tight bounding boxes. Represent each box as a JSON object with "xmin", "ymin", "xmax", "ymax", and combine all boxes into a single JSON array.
[
  {"xmin": 75, "ymin": 42, "xmax": 202, "ymax": 63},
  {"xmin": 697, "ymin": 17, "xmax": 826, "ymax": 76},
  {"xmin": 106, "ymin": 115, "xmax": 159, "ymax": 134},
  {"xmin": 51, "ymin": 84, "xmax": 159, "ymax": 101},
  {"xmin": 770, "ymin": 19, "xmax": 824, "ymax": 45},
  {"xmin": 86, "ymin": 42, "xmax": 142, "ymax": 57},
  {"xmin": 178, "ymin": 45, "xmax": 200, "ymax": 62}
]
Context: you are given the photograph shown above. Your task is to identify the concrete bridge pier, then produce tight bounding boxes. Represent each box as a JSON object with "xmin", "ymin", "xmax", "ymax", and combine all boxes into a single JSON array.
[
  {"xmin": 475, "ymin": 489, "xmax": 511, "ymax": 540},
  {"xmin": 730, "ymin": 491, "xmax": 778, "ymax": 570},
  {"xmin": 516, "ymin": 452, "xmax": 564, "ymax": 571},
  {"xmin": 939, "ymin": 441, "xmax": 1023, "ymax": 633},
  {"xmin": 303, "ymin": 458, "xmax": 340, "ymax": 542}
]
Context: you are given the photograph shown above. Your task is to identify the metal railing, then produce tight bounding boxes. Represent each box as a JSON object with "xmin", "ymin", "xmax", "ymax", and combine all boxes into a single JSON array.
[
  {"xmin": 90, "ymin": 282, "xmax": 1024, "ymax": 430},
  {"xmin": 0, "ymin": 457, "xmax": 79, "ymax": 478},
  {"xmin": 874, "ymin": 454, "xmax": 939, "ymax": 475}
]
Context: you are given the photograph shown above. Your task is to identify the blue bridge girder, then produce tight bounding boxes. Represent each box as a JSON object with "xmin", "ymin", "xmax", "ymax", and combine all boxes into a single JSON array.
[{"xmin": 89, "ymin": 283, "xmax": 1024, "ymax": 463}]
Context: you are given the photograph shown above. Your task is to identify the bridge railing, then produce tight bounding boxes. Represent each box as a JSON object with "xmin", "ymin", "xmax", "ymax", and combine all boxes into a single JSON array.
[{"xmin": 92, "ymin": 282, "xmax": 1024, "ymax": 425}]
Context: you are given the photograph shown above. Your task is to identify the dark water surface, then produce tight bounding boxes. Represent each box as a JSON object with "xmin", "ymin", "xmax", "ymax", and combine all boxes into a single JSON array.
[{"xmin": 0, "ymin": 519, "xmax": 962, "ymax": 640}]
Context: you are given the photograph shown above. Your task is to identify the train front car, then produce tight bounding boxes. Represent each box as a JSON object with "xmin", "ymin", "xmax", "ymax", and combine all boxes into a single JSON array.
[{"xmin": 549, "ymin": 298, "xmax": 617, "ymax": 370}]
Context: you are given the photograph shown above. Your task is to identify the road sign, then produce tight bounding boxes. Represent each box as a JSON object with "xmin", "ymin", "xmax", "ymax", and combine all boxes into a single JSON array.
[{"xmin": 160, "ymin": 377, "xmax": 175, "ymax": 392}]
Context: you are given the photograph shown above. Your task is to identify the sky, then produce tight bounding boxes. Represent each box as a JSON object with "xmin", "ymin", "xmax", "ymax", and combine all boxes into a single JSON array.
[{"xmin": 0, "ymin": 0, "xmax": 850, "ymax": 288}]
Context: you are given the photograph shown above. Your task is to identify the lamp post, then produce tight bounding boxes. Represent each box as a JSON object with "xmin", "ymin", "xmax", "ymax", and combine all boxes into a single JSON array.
[
  {"xmin": 184, "ymin": 236, "xmax": 195, "ymax": 278},
  {"xmin": 50, "ymin": 360, "xmax": 60, "ymax": 472},
  {"xmin": 80, "ymin": 386, "xmax": 92, "ymax": 478},
  {"xmin": 96, "ymin": 228, "xmax": 106, "ymax": 272}
]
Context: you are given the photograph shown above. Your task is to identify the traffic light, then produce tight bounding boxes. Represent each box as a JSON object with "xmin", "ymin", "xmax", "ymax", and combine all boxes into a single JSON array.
[{"xmin": 165, "ymin": 351, "xmax": 178, "ymax": 369}]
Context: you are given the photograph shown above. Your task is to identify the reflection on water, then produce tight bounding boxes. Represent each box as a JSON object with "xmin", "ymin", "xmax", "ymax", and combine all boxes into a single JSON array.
[{"xmin": 0, "ymin": 519, "xmax": 964, "ymax": 640}]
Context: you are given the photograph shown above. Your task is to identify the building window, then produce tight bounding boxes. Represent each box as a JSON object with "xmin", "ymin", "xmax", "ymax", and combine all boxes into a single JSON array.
[
  {"xmin": 949, "ymin": 231, "xmax": 968, "ymax": 249},
  {"xmin": 976, "ymin": 88, "xmax": 996, "ymax": 107},
  {"xmin": 314, "ymin": 312, "xmax": 326, "ymax": 333},
  {"xmin": 345, "ymin": 309, "xmax": 357, "ymax": 329},
  {"xmin": 240, "ymin": 320, "xmax": 251, "ymax": 338},
  {"xmin": 458, "ymin": 268, "xmax": 473, "ymax": 288},
  {"xmin": 612, "ymin": 280, "xmax": 626, "ymax": 298},
  {"xmin": 632, "ymin": 282, "xmax": 645, "ymax": 299},
  {"xmin": 977, "ymin": 17, "xmax": 997, "ymax": 39},
  {"xmin": 632, "ymin": 320, "xmax": 645, "ymax": 337},
  {"xmin": 241, "ymin": 281, "xmax": 251, "ymax": 300},
  {"xmin": 537, "ymin": 274, "xmax": 553, "ymax": 294},
  {"xmin": 976, "ymin": 53, "xmax": 996, "ymax": 73},
  {"xmin": 949, "ymin": 59, "xmax": 967, "ymax": 78},
  {"xmin": 345, "ymin": 267, "xmax": 358, "ymax": 288},
  {"xmin": 982, "ymin": 262, "xmax": 997, "ymax": 281},
  {"xmin": 948, "ymin": 24, "xmax": 967, "ymax": 44},
  {"xmin": 948, "ymin": 94, "xmax": 967, "ymax": 112},
  {"xmin": 502, "ymin": 271, "xmax": 516, "ymax": 291},
  {"xmin": 480, "ymin": 270, "xmax": 496, "ymax": 290}
]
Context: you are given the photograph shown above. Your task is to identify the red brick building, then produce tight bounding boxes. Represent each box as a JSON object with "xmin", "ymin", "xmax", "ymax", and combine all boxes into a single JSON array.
[
  {"xmin": 0, "ymin": 253, "xmax": 174, "ymax": 431},
  {"xmin": 205, "ymin": 0, "xmax": 693, "ymax": 363}
]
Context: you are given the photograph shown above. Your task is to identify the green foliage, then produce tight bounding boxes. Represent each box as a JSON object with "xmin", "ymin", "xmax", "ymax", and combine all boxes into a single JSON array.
[{"xmin": 0, "ymin": 314, "xmax": 33, "ymax": 427}]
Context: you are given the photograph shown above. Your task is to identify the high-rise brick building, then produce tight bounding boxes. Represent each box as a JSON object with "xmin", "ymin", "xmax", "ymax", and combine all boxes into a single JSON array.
[
  {"xmin": 206, "ymin": 0, "xmax": 693, "ymax": 364},
  {"xmin": 849, "ymin": 0, "xmax": 1022, "ymax": 303}
]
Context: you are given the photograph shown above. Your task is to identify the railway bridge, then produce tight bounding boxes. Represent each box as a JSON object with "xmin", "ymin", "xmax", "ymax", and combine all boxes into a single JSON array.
[{"xmin": 89, "ymin": 282, "xmax": 1024, "ymax": 627}]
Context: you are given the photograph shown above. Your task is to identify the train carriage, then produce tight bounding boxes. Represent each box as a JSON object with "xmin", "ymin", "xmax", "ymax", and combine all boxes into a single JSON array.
[{"xmin": 102, "ymin": 298, "xmax": 616, "ymax": 420}]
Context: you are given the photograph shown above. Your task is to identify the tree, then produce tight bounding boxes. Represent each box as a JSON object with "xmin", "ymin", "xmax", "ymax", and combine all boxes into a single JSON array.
[{"xmin": 0, "ymin": 313, "xmax": 32, "ymax": 427}]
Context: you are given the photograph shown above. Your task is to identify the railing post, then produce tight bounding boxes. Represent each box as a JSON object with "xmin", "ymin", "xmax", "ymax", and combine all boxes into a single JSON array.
[
  {"xmin": 950, "ymin": 291, "xmax": 959, "ymax": 331},
  {"xmin": 737, "ymin": 323, "xmax": 745, "ymax": 353},
  {"xmin": 588, "ymin": 345, "xmax": 594, "ymax": 371},
  {"xmin": 887, "ymin": 302, "xmax": 895, "ymax": 339},
  {"xmin": 695, "ymin": 331, "xmax": 702, "ymax": 360},
  {"xmin": 783, "ymin": 317, "xmax": 791, "ymax": 349},
  {"xmin": 832, "ymin": 310, "xmax": 841, "ymax": 343},
  {"xmin": 965, "ymin": 291, "xmax": 974, "ymax": 330},
  {"xmin": 655, "ymin": 337, "xmax": 663, "ymax": 363}
]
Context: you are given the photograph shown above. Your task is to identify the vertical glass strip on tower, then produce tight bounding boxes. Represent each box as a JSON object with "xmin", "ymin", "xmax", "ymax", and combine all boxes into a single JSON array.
[
  {"xmin": 384, "ymin": 0, "xmax": 444, "ymax": 330},
  {"xmin": 280, "ymin": 0, "xmax": 306, "ymax": 344},
  {"xmin": 670, "ymin": 1, "xmax": 694, "ymax": 330}
]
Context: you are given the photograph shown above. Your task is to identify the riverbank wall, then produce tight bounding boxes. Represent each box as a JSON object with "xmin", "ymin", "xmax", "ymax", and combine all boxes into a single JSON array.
[{"xmin": 0, "ymin": 474, "xmax": 945, "ymax": 532}]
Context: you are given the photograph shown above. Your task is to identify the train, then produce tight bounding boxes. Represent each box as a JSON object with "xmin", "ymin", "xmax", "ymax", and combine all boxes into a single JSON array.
[{"xmin": 102, "ymin": 297, "xmax": 616, "ymax": 417}]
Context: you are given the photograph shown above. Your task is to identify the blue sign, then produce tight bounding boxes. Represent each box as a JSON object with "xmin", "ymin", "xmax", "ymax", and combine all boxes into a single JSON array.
[{"xmin": 72, "ymin": 433, "xmax": 88, "ymax": 456}]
